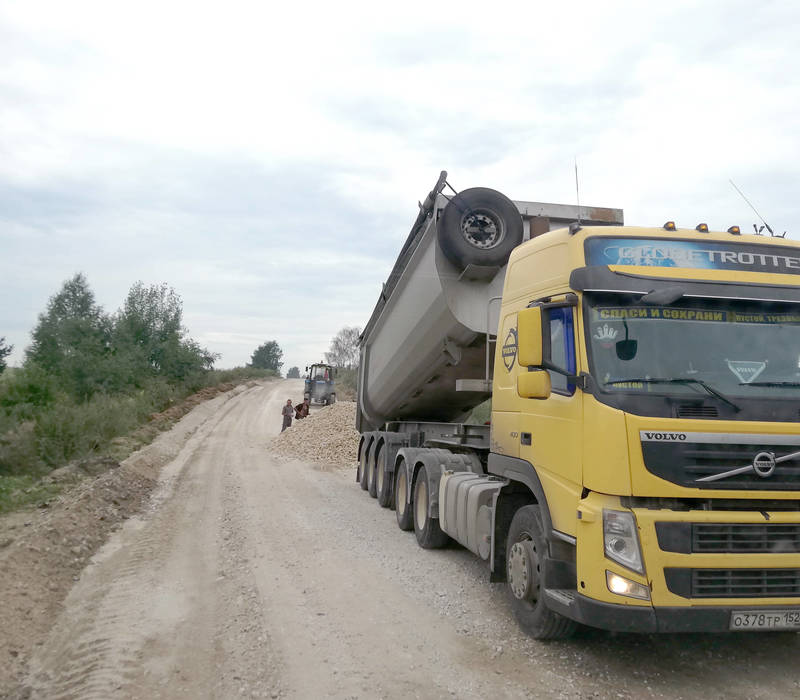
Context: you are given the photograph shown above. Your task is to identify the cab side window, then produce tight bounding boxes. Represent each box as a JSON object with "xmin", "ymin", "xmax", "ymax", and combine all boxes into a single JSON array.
[{"xmin": 547, "ymin": 307, "xmax": 576, "ymax": 395}]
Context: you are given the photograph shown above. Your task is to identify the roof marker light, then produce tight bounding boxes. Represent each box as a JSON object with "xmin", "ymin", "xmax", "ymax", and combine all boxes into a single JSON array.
[
  {"xmin": 696, "ymin": 223, "xmax": 709, "ymax": 233},
  {"xmin": 663, "ymin": 221, "xmax": 676, "ymax": 231},
  {"xmin": 727, "ymin": 225, "xmax": 741, "ymax": 235}
]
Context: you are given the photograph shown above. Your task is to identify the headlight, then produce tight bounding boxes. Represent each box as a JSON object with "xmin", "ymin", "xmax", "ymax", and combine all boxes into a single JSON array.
[{"xmin": 603, "ymin": 509, "xmax": 644, "ymax": 574}]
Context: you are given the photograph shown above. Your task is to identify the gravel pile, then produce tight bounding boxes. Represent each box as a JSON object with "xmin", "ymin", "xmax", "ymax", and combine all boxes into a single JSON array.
[{"xmin": 271, "ymin": 401, "xmax": 358, "ymax": 468}]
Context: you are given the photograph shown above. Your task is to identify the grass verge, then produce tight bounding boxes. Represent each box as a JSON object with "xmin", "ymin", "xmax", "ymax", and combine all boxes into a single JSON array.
[{"xmin": 0, "ymin": 367, "xmax": 275, "ymax": 514}]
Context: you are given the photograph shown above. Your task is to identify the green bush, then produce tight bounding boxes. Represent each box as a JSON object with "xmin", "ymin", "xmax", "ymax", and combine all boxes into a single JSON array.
[{"xmin": 334, "ymin": 367, "xmax": 358, "ymax": 401}]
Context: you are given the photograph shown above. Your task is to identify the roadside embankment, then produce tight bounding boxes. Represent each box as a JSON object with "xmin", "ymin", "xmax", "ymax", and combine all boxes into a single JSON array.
[{"xmin": 0, "ymin": 380, "xmax": 266, "ymax": 696}]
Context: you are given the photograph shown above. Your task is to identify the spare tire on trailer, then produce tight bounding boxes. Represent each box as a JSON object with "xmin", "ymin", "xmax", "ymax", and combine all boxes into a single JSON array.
[{"xmin": 437, "ymin": 187, "xmax": 523, "ymax": 270}]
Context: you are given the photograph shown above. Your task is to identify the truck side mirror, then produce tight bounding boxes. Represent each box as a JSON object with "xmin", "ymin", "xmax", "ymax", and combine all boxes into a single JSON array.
[
  {"xmin": 517, "ymin": 370, "xmax": 551, "ymax": 399},
  {"xmin": 517, "ymin": 307, "xmax": 544, "ymax": 367}
]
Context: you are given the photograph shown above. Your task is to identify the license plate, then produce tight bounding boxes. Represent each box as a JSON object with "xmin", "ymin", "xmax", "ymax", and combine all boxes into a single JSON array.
[{"xmin": 730, "ymin": 609, "xmax": 800, "ymax": 631}]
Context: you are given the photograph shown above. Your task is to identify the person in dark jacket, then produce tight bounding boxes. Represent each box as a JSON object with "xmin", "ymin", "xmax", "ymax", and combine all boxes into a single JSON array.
[
  {"xmin": 281, "ymin": 399, "xmax": 293, "ymax": 432},
  {"xmin": 295, "ymin": 398, "xmax": 310, "ymax": 419}
]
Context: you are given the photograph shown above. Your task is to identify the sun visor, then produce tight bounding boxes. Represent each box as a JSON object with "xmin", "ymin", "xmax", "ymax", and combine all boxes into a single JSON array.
[{"xmin": 570, "ymin": 266, "xmax": 800, "ymax": 304}]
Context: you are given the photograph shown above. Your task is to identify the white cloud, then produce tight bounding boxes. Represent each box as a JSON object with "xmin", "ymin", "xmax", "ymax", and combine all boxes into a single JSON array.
[{"xmin": 1, "ymin": 0, "xmax": 798, "ymax": 369}]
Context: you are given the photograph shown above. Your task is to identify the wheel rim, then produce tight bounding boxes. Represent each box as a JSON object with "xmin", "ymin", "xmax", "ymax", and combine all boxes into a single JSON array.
[
  {"xmin": 461, "ymin": 208, "xmax": 504, "ymax": 250},
  {"xmin": 415, "ymin": 478, "xmax": 428, "ymax": 530},
  {"xmin": 397, "ymin": 470, "xmax": 407, "ymax": 513},
  {"xmin": 508, "ymin": 537, "xmax": 540, "ymax": 602}
]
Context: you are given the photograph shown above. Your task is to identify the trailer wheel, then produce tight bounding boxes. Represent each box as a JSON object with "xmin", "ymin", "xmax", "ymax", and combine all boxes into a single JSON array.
[
  {"xmin": 413, "ymin": 465, "xmax": 449, "ymax": 549},
  {"xmin": 506, "ymin": 505, "xmax": 577, "ymax": 640},
  {"xmin": 358, "ymin": 445, "xmax": 370, "ymax": 491},
  {"xmin": 395, "ymin": 461, "xmax": 413, "ymax": 531},
  {"xmin": 367, "ymin": 448, "xmax": 378, "ymax": 498},
  {"xmin": 376, "ymin": 444, "xmax": 392, "ymax": 508},
  {"xmin": 437, "ymin": 187, "xmax": 523, "ymax": 269}
]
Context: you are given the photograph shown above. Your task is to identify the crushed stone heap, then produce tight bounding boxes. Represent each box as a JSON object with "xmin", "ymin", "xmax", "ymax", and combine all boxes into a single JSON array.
[{"xmin": 271, "ymin": 401, "xmax": 359, "ymax": 467}]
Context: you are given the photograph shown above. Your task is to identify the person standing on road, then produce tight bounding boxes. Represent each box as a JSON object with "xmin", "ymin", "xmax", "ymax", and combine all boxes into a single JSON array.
[{"xmin": 281, "ymin": 399, "xmax": 293, "ymax": 432}]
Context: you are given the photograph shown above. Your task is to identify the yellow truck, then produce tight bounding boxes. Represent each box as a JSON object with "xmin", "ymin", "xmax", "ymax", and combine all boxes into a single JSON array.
[{"xmin": 356, "ymin": 172, "xmax": 800, "ymax": 638}]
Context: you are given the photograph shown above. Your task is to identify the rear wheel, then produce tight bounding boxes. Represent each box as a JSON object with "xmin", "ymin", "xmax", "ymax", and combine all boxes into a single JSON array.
[
  {"xmin": 376, "ymin": 444, "xmax": 392, "ymax": 508},
  {"xmin": 358, "ymin": 444, "xmax": 370, "ymax": 490},
  {"xmin": 413, "ymin": 465, "xmax": 449, "ymax": 549},
  {"xmin": 367, "ymin": 447, "xmax": 378, "ymax": 498},
  {"xmin": 506, "ymin": 505, "xmax": 577, "ymax": 640},
  {"xmin": 395, "ymin": 461, "xmax": 413, "ymax": 531}
]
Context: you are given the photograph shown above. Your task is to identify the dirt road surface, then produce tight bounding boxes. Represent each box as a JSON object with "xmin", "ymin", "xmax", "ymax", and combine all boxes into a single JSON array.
[{"xmin": 15, "ymin": 380, "xmax": 800, "ymax": 699}]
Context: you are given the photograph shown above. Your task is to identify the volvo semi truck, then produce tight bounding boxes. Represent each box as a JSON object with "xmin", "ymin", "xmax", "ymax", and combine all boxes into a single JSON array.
[{"xmin": 356, "ymin": 171, "xmax": 800, "ymax": 639}]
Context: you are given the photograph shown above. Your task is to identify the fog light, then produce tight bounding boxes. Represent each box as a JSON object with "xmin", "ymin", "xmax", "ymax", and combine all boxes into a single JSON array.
[{"xmin": 606, "ymin": 570, "xmax": 651, "ymax": 600}]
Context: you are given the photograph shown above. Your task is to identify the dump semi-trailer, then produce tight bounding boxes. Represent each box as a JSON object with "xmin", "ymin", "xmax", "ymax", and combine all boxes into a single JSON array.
[{"xmin": 356, "ymin": 171, "xmax": 800, "ymax": 638}]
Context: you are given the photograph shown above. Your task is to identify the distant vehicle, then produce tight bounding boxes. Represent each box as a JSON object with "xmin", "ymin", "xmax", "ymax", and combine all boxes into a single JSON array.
[{"xmin": 304, "ymin": 363, "xmax": 337, "ymax": 405}]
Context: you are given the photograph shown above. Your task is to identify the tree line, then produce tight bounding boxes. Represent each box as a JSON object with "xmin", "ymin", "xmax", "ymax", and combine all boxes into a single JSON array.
[
  {"xmin": 248, "ymin": 326, "xmax": 361, "ymax": 380},
  {"xmin": 0, "ymin": 273, "xmax": 269, "ymax": 483}
]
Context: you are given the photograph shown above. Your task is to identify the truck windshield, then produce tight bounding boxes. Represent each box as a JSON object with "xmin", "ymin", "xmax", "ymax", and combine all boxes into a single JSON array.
[{"xmin": 585, "ymin": 295, "xmax": 800, "ymax": 400}]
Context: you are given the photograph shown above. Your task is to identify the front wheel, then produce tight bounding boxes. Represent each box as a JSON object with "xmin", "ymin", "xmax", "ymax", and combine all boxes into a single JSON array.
[{"xmin": 506, "ymin": 505, "xmax": 577, "ymax": 640}]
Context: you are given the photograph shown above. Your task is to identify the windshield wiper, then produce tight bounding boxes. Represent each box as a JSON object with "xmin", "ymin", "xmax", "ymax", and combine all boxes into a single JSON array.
[
  {"xmin": 604, "ymin": 377, "xmax": 741, "ymax": 411},
  {"xmin": 740, "ymin": 381, "xmax": 800, "ymax": 387}
]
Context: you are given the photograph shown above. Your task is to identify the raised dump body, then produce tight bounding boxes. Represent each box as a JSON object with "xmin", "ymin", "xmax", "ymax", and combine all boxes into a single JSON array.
[{"xmin": 357, "ymin": 172, "xmax": 623, "ymax": 432}]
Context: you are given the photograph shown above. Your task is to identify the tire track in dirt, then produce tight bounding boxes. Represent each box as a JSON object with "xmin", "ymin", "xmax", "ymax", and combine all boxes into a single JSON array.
[{"xmin": 20, "ymin": 383, "xmax": 280, "ymax": 700}]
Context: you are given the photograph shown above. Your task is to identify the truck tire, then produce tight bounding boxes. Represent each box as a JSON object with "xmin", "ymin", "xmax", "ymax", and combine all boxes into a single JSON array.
[
  {"xmin": 395, "ymin": 460, "xmax": 413, "ymax": 531},
  {"xmin": 330, "ymin": 393, "xmax": 336, "ymax": 405},
  {"xmin": 376, "ymin": 444, "xmax": 392, "ymax": 508},
  {"xmin": 358, "ymin": 445, "xmax": 370, "ymax": 490},
  {"xmin": 367, "ymin": 448, "xmax": 378, "ymax": 498},
  {"xmin": 413, "ymin": 465, "xmax": 449, "ymax": 549},
  {"xmin": 437, "ymin": 187, "xmax": 523, "ymax": 269},
  {"xmin": 506, "ymin": 505, "xmax": 577, "ymax": 640}
]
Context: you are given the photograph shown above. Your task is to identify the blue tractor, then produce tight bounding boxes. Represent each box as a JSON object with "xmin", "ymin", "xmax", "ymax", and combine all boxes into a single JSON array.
[{"xmin": 304, "ymin": 363, "xmax": 337, "ymax": 405}]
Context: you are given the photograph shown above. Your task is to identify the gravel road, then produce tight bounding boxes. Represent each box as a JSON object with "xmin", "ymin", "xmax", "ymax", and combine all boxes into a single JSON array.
[{"xmin": 17, "ymin": 380, "xmax": 800, "ymax": 699}]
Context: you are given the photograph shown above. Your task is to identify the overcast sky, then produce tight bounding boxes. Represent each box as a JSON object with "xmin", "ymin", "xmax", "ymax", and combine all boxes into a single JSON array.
[{"xmin": 1, "ymin": 0, "xmax": 798, "ymax": 371}]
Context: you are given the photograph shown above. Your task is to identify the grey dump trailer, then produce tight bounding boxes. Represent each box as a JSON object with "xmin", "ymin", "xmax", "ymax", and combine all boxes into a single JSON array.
[{"xmin": 355, "ymin": 172, "xmax": 622, "ymax": 637}]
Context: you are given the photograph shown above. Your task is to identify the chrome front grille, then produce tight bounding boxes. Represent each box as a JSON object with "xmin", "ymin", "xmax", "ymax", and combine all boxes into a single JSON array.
[{"xmin": 640, "ymin": 431, "xmax": 800, "ymax": 491}]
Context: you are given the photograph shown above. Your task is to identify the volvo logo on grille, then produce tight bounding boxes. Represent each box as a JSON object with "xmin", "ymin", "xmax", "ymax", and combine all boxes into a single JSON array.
[{"xmin": 753, "ymin": 451, "xmax": 777, "ymax": 478}]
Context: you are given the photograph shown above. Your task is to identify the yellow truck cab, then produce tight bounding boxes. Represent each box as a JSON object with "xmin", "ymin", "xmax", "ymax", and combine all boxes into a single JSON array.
[
  {"xmin": 356, "ymin": 172, "xmax": 799, "ymax": 638},
  {"xmin": 495, "ymin": 225, "xmax": 800, "ymax": 634}
]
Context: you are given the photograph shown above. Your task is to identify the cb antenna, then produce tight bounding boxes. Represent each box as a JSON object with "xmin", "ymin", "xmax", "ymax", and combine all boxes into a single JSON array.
[
  {"xmin": 574, "ymin": 157, "xmax": 582, "ymax": 226},
  {"xmin": 729, "ymin": 179, "xmax": 784, "ymax": 237}
]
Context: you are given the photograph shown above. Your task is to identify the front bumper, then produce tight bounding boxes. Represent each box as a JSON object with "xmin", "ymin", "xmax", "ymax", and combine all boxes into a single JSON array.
[{"xmin": 556, "ymin": 593, "xmax": 800, "ymax": 633}]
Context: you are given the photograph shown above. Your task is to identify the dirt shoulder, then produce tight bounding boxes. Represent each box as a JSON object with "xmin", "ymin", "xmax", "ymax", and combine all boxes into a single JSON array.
[{"xmin": 0, "ymin": 379, "xmax": 268, "ymax": 696}]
